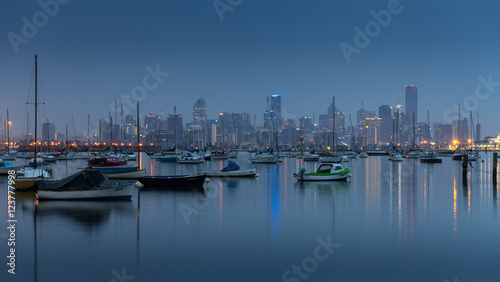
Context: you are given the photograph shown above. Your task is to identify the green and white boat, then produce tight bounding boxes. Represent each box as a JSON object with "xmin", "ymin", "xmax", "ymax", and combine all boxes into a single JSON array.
[{"xmin": 293, "ymin": 163, "xmax": 351, "ymax": 181}]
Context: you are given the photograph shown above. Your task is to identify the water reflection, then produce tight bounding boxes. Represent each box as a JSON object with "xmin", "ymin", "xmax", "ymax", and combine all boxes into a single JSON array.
[{"xmin": 36, "ymin": 200, "xmax": 135, "ymax": 229}]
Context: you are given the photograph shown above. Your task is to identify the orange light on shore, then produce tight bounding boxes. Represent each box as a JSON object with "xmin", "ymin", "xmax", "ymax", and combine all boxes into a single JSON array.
[
  {"xmin": 468, "ymin": 139, "xmax": 472, "ymax": 143},
  {"xmin": 453, "ymin": 140, "xmax": 458, "ymax": 145}
]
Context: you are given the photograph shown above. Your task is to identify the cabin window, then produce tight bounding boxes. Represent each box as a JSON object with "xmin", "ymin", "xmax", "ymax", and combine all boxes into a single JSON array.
[{"xmin": 317, "ymin": 165, "xmax": 332, "ymax": 173}]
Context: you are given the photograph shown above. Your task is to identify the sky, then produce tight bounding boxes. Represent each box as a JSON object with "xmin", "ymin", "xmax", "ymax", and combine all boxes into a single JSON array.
[{"xmin": 1, "ymin": 0, "xmax": 500, "ymax": 138}]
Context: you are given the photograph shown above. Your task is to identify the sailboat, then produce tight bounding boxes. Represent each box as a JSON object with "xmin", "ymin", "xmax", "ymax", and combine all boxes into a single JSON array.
[{"xmin": 14, "ymin": 55, "xmax": 52, "ymax": 191}]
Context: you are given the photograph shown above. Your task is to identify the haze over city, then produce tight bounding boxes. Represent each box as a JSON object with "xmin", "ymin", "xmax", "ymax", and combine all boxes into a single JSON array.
[{"xmin": 1, "ymin": 0, "xmax": 500, "ymax": 138}]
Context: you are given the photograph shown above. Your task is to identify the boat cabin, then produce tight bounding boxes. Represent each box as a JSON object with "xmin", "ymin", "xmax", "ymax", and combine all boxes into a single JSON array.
[{"xmin": 316, "ymin": 163, "xmax": 345, "ymax": 173}]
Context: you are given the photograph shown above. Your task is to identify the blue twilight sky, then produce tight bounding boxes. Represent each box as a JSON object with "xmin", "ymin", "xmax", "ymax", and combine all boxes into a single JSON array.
[{"xmin": 1, "ymin": 0, "xmax": 500, "ymax": 138}]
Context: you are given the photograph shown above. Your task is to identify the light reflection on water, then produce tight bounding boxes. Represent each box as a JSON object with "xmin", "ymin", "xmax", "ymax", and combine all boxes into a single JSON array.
[{"xmin": 0, "ymin": 152, "xmax": 499, "ymax": 281}]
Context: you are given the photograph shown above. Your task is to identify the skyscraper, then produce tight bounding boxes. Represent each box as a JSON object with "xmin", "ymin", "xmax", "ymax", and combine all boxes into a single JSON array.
[
  {"xmin": 378, "ymin": 105, "xmax": 392, "ymax": 144},
  {"xmin": 193, "ymin": 98, "xmax": 207, "ymax": 124},
  {"xmin": 270, "ymin": 94, "xmax": 283, "ymax": 129},
  {"xmin": 270, "ymin": 94, "xmax": 281, "ymax": 115},
  {"xmin": 405, "ymin": 85, "xmax": 417, "ymax": 125}
]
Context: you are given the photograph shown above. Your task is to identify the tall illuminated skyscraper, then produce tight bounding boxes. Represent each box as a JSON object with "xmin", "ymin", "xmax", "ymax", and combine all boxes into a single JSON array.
[
  {"xmin": 405, "ymin": 85, "xmax": 417, "ymax": 125},
  {"xmin": 193, "ymin": 98, "xmax": 207, "ymax": 124},
  {"xmin": 270, "ymin": 94, "xmax": 282, "ymax": 129}
]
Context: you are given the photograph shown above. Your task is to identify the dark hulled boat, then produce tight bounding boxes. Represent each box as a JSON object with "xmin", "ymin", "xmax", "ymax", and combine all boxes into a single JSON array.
[{"xmin": 138, "ymin": 174, "xmax": 206, "ymax": 189}]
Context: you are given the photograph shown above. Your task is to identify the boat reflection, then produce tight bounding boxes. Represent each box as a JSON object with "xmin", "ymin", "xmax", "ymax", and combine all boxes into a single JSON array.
[
  {"xmin": 294, "ymin": 180, "xmax": 351, "ymax": 192},
  {"xmin": 36, "ymin": 200, "xmax": 135, "ymax": 229}
]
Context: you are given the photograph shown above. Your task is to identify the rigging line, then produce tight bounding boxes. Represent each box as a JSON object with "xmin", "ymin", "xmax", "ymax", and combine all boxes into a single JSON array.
[
  {"xmin": 37, "ymin": 63, "xmax": 48, "ymax": 124},
  {"xmin": 468, "ymin": 162, "xmax": 495, "ymax": 174}
]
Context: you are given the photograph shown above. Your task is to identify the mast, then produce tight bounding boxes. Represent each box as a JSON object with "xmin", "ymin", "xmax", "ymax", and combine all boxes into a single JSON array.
[
  {"xmin": 87, "ymin": 114, "xmax": 90, "ymax": 146},
  {"xmin": 6, "ymin": 109, "xmax": 9, "ymax": 154},
  {"xmin": 34, "ymin": 55, "xmax": 38, "ymax": 167},
  {"xmin": 412, "ymin": 112, "xmax": 415, "ymax": 149},
  {"xmin": 266, "ymin": 97, "xmax": 270, "ymax": 149},
  {"xmin": 110, "ymin": 113, "xmax": 113, "ymax": 151},
  {"xmin": 137, "ymin": 102, "xmax": 141, "ymax": 168},
  {"xmin": 470, "ymin": 111, "xmax": 476, "ymax": 151},
  {"xmin": 65, "ymin": 124, "xmax": 68, "ymax": 153},
  {"xmin": 458, "ymin": 104, "xmax": 461, "ymax": 150},
  {"xmin": 427, "ymin": 111, "xmax": 430, "ymax": 146},
  {"xmin": 174, "ymin": 106, "xmax": 177, "ymax": 148},
  {"xmin": 332, "ymin": 96, "xmax": 335, "ymax": 154},
  {"xmin": 349, "ymin": 114, "xmax": 355, "ymax": 151}
]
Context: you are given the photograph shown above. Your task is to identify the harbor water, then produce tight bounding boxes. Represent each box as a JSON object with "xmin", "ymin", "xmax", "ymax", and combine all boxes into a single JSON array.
[{"xmin": 1, "ymin": 152, "xmax": 500, "ymax": 281}]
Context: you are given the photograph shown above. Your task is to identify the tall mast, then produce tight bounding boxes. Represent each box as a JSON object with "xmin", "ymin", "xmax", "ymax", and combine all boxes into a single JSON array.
[
  {"xmin": 87, "ymin": 114, "xmax": 90, "ymax": 145},
  {"xmin": 267, "ymin": 97, "xmax": 270, "ymax": 148},
  {"xmin": 137, "ymin": 102, "xmax": 141, "ymax": 168},
  {"xmin": 458, "ymin": 104, "xmax": 461, "ymax": 149},
  {"xmin": 427, "ymin": 111, "xmax": 430, "ymax": 146},
  {"xmin": 174, "ymin": 106, "xmax": 177, "ymax": 147},
  {"xmin": 6, "ymin": 109, "xmax": 9, "ymax": 154},
  {"xmin": 332, "ymin": 96, "xmax": 335, "ymax": 154},
  {"xmin": 65, "ymin": 124, "xmax": 68, "ymax": 152},
  {"xmin": 34, "ymin": 55, "xmax": 38, "ymax": 167}
]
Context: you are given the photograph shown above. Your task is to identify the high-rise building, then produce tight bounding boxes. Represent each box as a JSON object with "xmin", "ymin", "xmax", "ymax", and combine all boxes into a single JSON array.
[
  {"xmin": 433, "ymin": 123, "xmax": 453, "ymax": 146},
  {"xmin": 378, "ymin": 105, "xmax": 392, "ymax": 144},
  {"xmin": 452, "ymin": 118, "xmax": 469, "ymax": 143},
  {"xmin": 193, "ymin": 98, "xmax": 207, "ymax": 124},
  {"xmin": 167, "ymin": 113, "xmax": 183, "ymax": 146},
  {"xmin": 144, "ymin": 114, "xmax": 159, "ymax": 134},
  {"xmin": 42, "ymin": 119, "xmax": 56, "ymax": 142},
  {"xmin": 299, "ymin": 117, "xmax": 313, "ymax": 132},
  {"xmin": 270, "ymin": 94, "xmax": 283, "ymax": 129},
  {"xmin": 405, "ymin": 85, "xmax": 418, "ymax": 125},
  {"xmin": 270, "ymin": 94, "xmax": 281, "ymax": 114}
]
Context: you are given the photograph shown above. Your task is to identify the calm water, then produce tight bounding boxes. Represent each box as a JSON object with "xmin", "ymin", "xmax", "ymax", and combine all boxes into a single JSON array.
[{"xmin": 1, "ymin": 152, "xmax": 500, "ymax": 282}]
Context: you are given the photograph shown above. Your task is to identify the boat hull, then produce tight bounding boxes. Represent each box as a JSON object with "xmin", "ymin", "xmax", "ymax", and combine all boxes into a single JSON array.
[
  {"xmin": 138, "ymin": 174, "xmax": 206, "ymax": 188},
  {"xmin": 420, "ymin": 158, "xmax": 442, "ymax": 163},
  {"xmin": 105, "ymin": 169, "xmax": 148, "ymax": 179},
  {"xmin": 92, "ymin": 166, "xmax": 139, "ymax": 173},
  {"xmin": 248, "ymin": 155, "xmax": 279, "ymax": 164},
  {"xmin": 198, "ymin": 168, "xmax": 256, "ymax": 177},
  {"xmin": 295, "ymin": 173, "xmax": 350, "ymax": 181},
  {"xmin": 36, "ymin": 182, "xmax": 136, "ymax": 200}
]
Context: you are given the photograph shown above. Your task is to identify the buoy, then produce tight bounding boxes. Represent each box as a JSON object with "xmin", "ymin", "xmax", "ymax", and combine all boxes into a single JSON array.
[
  {"xmin": 205, "ymin": 177, "xmax": 210, "ymax": 183},
  {"xmin": 482, "ymin": 160, "xmax": 485, "ymax": 162},
  {"xmin": 134, "ymin": 182, "xmax": 144, "ymax": 188}
]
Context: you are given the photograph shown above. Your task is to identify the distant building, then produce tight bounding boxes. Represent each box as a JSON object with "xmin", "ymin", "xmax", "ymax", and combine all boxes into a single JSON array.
[
  {"xmin": 42, "ymin": 119, "xmax": 55, "ymax": 142},
  {"xmin": 193, "ymin": 98, "xmax": 207, "ymax": 124},
  {"xmin": 433, "ymin": 123, "xmax": 452, "ymax": 146},
  {"xmin": 144, "ymin": 114, "xmax": 159, "ymax": 135},
  {"xmin": 452, "ymin": 118, "xmax": 469, "ymax": 144},
  {"xmin": 281, "ymin": 118, "xmax": 298, "ymax": 146},
  {"xmin": 405, "ymin": 85, "xmax": 418, "ymax": 125},
  {"xmin": 299, "ymin": 116, "xmax": 313, "ymax": 132},
  {"xmin": 378, "ymin": 105, "xmax": 392, "ymax": 144},
  {"xmin": 167, "ymin": 113, "xmax": 183, "ymax": 146},
  {"xmin": 270, "ymin": 94, "xmax": 283, "ymax": 129}
]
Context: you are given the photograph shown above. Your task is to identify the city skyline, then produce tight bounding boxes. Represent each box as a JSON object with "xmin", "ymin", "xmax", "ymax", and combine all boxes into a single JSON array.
[{"xmin": 1, "ymin": 1, "xmax": 500, "ymax": 138}]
